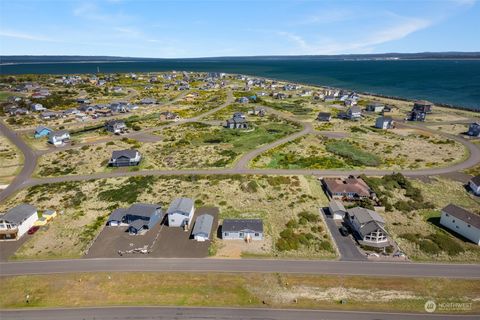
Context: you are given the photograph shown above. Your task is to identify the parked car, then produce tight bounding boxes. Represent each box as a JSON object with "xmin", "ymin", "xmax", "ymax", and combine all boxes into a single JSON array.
[
  {"xmin": 339, "ymin": 226, "xmax": 349, "ymax": 236},
  {"xmin": 27, "ymin": 226, "xmax": 40, "ymax": 235},
  {"xmin": 367, "ymin": 252, "xmax": 380, "ymax": 257},
  {"xmin": 393, "ymin": 251, "xmax": 406, "ymax": 258}
]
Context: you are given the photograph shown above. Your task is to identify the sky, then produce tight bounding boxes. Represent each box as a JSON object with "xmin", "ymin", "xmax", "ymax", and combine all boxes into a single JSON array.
[{"xmin": 0, "ymin": 0, "xmax": 479, "ymax": 58}]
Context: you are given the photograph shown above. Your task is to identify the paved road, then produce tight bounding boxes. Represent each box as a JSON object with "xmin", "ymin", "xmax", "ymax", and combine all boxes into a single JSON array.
[
  {"xmin": 321, "ymin": 209, "xmax": 366, "ymax": 261},
  {"xmin": 0, "ymin": 121, "xmax": 38, "ymax": 201},
  {"xmin": 1, "ymin": 306, "xmax": 477, "ymax": 320},
  {"xmin": 1, "ymin": 258, "xmax": 479, "ymax": 278}
]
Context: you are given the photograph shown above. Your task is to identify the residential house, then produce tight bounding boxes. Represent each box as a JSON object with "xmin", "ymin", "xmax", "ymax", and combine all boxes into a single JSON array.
[
  {"xmin": 413, "ymin": 100, "xmax": 433, "ymax": 113},
  {"xmin": 159, "ymin": 111, "xmax": 180, "ymax": 121},
  {"xmin": 408, "ymin": 109, "xmax": 427, "ymax": 122},
  {"xmin": 106, "ymin": 208, "xmax": 128, "ymax": 227},
  {"xmin": 347, "ymin": 106, "xmax": 362, "ymax": 120},
  {"xmin": 112, "ymin": 86, "xmax": 123, "ymax": 93},
  {"xmin": 222, "ymin": 219, "xmax": 263, "ymax": 241},
  {"xmin": 346, "ymin": 207, "xmax": 389, "ymax": 247},
  {"xmin": 375, "ymin": 116, "xmax": 394, "ymax": 129},
  {"xmin": 322, "ymin": 176, "xmax": 374, "ymax": 201},
  {"xmin": 40, "ymin": 111, "xmax": 61, "ymax": 120},
  {"xmin": 366, "ymin": 102, "xmax": 385, "ymax": 113},
  {"xmin": 30, "ymin": 103, "xmax": 46, "ymax": 112},
  {"xmin": 191, "ymin": 214, "xmax": 214, "ymax": 242},
  {"xmin": 226, "ymin": 113, "xmax": 249, "ymax": 129},
  {"xmin": 328, "ymin": 200, "xmax": 347, "ymax": 220},
  {"xmin": 237, "ymin": 97, "xmax": 250, "ymax": 104},
  {"xmin": 0, "ymin": 204, "xmax": 38, "ymax": 241},
  {"xmin": 469, "ymin": 175, "xmax": 480, "ymax": 196},
  {"xmin": 124, "ymin": 203, "xmax": 162, "ymax": 235},
  {"xmin": 8, "ymin": 107, "xmax": 29, "ymax": 116},
  {"xmin": 48, "ymin": 130, "xmax": 70, "ymax": 146},
  {"xmin": 105, "ymin": 120, "xmax": 127, "ymax": 134},
  {"xmin": 317, "ymin": 112, "xmax": 332, "ymax": 122},
  {"xmin": 467, "ymin": 122, "xmax": 480, "ymax": 137},
  {"xmin": 324, "ymin": 95, "xmax": 336, "ymax": 102},
  {"xmin": 167, "ymin": 197, "xmax": 195, "ymax": 228},
  {"xmin": 440, "ymin": 204, "xmax": 480, "ymax": 245},
  {"xmin": 34, "ymin": 126, "xmax": 53, "ymax": 138},
  {"xmin": 108, "ymin": 149, "xmax": 142, "ymax": 167},
  {"xmin": 248, "ymin": 107, "xmax": 266, "ymax": 117}
]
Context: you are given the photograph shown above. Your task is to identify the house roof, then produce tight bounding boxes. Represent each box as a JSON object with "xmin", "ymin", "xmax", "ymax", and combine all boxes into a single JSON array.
[
  {"xmin": 129, "ymin": 219, "xmax": 146, "ymax": 231},
  {"xmin": 222, "ymin": 219, "xmax": 263, "ymax": 233},
  {"xmin": 0, "ymin": 204, "xmax": 37, "ymax": 225},
  {"xmin": 49, "ymin": 130, "xmax": 69, "ymax": 137},
  {"xmin": 347, "ymin": 207, "xmax": 385, "ymax": 225},
  {"xmin": 111, "ymin": 149, "xmax": 139, "ymax": 160},
  {"xmin": 358, "ymin": 220, "xmax": 387, "ymax": 238},
  {"xmin": 442, "ymin": 204, "xmax": 480, "ymax": 229},
  {"xmin": 192, "ymin": 214, "xmax": 214, "ymax": 238},
  {"xmin": 317, "ymin": 112, "xmax": 331, "ymax": 119},
  {"xmin": 107, "ymin": 208, "xmax": 127, "ymax": 222},
  {"xmin": 349, "ymin": 106, "xmax": 361, "ymax": 113},
  {"xmin": 35, "ymin": 126, "xmax": 52, "ymax": 134},
  {"xmin": 323, "ymin": 177, "xmax": 372, "ymax": 197},
  {"xmin": 377, "ymin": 116, "xmax": 393, "ymax": 122},
  {"xmin": 167, "ymin": 198, "xmax": 194, "ymax": 216},
  {"xmin": 126, "ymin": 203, "xmax": 161, "ymax": 218},
  {"xmin": 414, "ymin": 100, "xmax": 432, "ymax": 106},
  {"xmin": 470, "ymin": 175, "xmax": 480, "ymax": 186},
  {"xmin": 329, "ymin": 200, "xmax": 346, "ymax": 213},
  {"xmin": 106, "ymin": 119, "xmax": 125, "ymax": 126}
]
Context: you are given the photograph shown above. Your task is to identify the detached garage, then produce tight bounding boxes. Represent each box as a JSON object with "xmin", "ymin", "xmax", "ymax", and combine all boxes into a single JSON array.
[
  {"xmin": 191, "ymin": 214, "xmax": 214, "ymax": 242},
  {"xmin": 329, "ymin": 200, "xmax": 347, "ymax": 220}
]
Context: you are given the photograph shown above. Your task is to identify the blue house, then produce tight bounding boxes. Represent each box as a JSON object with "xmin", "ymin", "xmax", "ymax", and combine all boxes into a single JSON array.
[{"xmin": 34, "ymin": 126, "xmax": 52, "ymax": 138}]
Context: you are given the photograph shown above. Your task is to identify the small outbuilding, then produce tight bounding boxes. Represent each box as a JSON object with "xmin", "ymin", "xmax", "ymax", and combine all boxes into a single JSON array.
[
  {"xmin": 222, "ymin": 219, "xmax": 263, "ymax": 241},
  {"xmin": 317, "ymin": 112, "xmax": 332, "ymax": 122},
  {"xmin": 329, "ymin": 200, "xmax": 347, "ymax": 220},
  {"xmin": 191, "ymin": 214, "xmax": 214, "ymax": 242}
]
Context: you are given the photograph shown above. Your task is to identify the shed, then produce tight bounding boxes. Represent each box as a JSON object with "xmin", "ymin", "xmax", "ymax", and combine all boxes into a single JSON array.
[
  {"xmin": 191, "ymin": 214, "xmax": 214, "ymax": 242},
  {"xmin": 329, "ymin": 200, "xmax": 347, "ymax": 220}
]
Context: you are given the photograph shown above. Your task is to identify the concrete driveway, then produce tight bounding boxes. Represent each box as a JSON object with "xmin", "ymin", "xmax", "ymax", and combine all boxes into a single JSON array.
[{"xmin": 321, "ymin": 208, "xmax": 366, "ymax": 261}]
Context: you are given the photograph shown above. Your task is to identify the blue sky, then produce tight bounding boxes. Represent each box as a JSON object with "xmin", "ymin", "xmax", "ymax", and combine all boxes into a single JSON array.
[{"xmin": 0, "ymin": 0, "xmax": 479, "ymax": 57}]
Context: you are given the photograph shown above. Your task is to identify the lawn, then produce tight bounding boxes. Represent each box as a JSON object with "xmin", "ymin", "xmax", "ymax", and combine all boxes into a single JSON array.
[
  {"xmin": 1, "ymin": 174, "xmax": 333, "ymax": 260},
  {"xmin": 0, "ymin": 135, "xmax": 23, "ymax": 184},
  {"xmin": 1, "ymin": 272, "xmax": 478, "ymax": 314}
]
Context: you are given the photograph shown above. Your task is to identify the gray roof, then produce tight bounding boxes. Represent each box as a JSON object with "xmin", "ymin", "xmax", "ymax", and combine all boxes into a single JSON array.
[
  {"xmin": 0, "ymin": 204, "xmax": 37, "ymax": 225},
  {"xmin": 347, "ymin": 207, "xmax": 385, "ymax": 225},
  {"xmin": 222, "ymin": 219, "xmax": 263, "ymax": 233},
  {"xmin": 167, "ymin": 198, "xmax": 194, "ymax": 216},
  {"xmin": 377, "ymin": 116, "xmax": 393, "ymax": 122},
  {"xmin": 470, "ymin": 175, "xmax": 480, "ymax": 186},
  {"xmin": 329, "ymin": 200, "xmax": 346, "ymax": 214},
  {"xmin": 129, "ymin": 219, "xmax": 146, "ymax": 231},
  {"xmin": 192, "ymin": 214, "xmax": 214, "ymax": 238},
  {"xmin": 442, "ymin": 204, "xmax": 480, "ymax": 229},
  {"xmin": 111, "ymin": 149, "xmax": 139, "ymax": 160},
  {"xmin": 107, "ymin": 208, "xmax": 127, "ymax": 222},
  {"xmin": 349, "ymin": 106, "xmax": 361, "ymax": 113},
  {"xmin": 358, "ymin": 220, "xmax": 387, "ymax": 238},
  {"xmin": 126, "ymin": 203, "xmax": 161, "ymax": 218},
  {"xmin": 35, "ymin": 126, "xmax": 51, "ymax": 133},
  {"xmin": 49, "ymin": 130, "xmax": 69, "ymax": 137}
]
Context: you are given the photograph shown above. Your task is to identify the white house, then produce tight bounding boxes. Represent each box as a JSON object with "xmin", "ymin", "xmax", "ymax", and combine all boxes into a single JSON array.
[
  {"xmin": 48, "ymin": 130, "xmax": 70, "ymax": 146},
  {"xmin": 0, "ymin": 204, "xmax": 38, "ymax": 240},
  {"xmin": 440, "ymin": 204, "xmax": 480, "ymax": 245},
  {"xmin": 167, "ymin": 198, "xmax": 195, "ymax": 228},
  {"xmin": 329, "ymin": 200, "xmax": 347, "ymax": 220},
  {"xmin": 375, "ymin": 116, "xmax": 394, "ymax": 129},
  {"xmin": 191, "ymin": 214, "xmax": 214, "ymax": 242},
  {"xmin": 222, "ymin": 219, "xmax": 263, "ymax": 241},
  {"xmin": 30, "ymin": 103, "xmax": 46, "ymax": 112},
  {"xmin": 469, "ymin": 176, "xmax": 480, "ymax": 196},
  {"xmin": 346, "ymin": 207, "xmax": 389, "ymax": 247}
]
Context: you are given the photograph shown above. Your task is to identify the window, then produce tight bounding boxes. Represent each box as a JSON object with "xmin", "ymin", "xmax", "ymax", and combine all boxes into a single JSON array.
[
  {"xmin": 468, "ymin": 225, "xmax": 471, "ymax": 228},
  {"xmin": 224, "ymin": 232, "xmax": 229, "ymax": 236},
  {"xmin": 445, "ymin": 213, "xmax": 449, "ymax": 217},
  {"xmin": 255, "ymin": 233, "xmax": 259, "ymax": 236},
  {"xmin": 239, "ymin": 233, "xmax": 244, "ymax": 237}
]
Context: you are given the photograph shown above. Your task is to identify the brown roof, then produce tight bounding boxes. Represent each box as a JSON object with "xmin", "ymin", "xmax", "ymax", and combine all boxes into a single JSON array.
[
  {"xmin": 442, "ymin": 204, "xmax": 480, "ymax": 229},
  {"xmin": 414, "ymin": 100, "xmax": 433, "ymax": 106},
  {"xmin": 323, "ymin": 177, "xmax": 371, "ymax": 197}
]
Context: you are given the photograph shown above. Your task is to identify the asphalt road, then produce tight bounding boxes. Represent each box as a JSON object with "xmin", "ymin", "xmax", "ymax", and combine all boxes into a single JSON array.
[
  {"xmin": 321, "ymin": 209, "xmax": 366, "ymax": 261},
  {"xmin": 1, "ymin": 258, "xmax": 479, "ymax": 278},
  {"xmin": 1, "ymin": 306, "xmax": 477, "ymax": 320},
  {"xmin": 0, "ymin": 120, "xmax": 38, "ymax": 202}
]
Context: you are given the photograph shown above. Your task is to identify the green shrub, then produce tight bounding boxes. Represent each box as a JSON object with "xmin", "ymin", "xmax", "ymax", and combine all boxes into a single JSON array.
[{"xmin": 326, "ymin": 140, "xmax": 381, "ymax": 166}]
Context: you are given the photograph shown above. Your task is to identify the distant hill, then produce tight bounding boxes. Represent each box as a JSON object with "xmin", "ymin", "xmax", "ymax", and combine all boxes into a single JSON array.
[{"xmin": 1, "ymin": 52, "xmax": 480, "ymax": 64}]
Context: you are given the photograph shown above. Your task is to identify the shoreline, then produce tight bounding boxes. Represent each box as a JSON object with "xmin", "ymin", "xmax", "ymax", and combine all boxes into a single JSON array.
[{"xmin": 0, "ymin": 69, "xmax": 478, "ymax": 113}]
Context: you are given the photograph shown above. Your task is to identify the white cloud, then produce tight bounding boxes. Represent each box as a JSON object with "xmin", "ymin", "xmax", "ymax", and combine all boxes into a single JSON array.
[
  {"xmin": 0, "ymin": 29, "xmax": 53, "ymax": 42},
  {"xmin": 73, "ymin": 2, "xmax": 132, "ymax": 23}
]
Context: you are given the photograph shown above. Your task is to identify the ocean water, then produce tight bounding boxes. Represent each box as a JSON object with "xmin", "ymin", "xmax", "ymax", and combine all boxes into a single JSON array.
[{"xmin": 1, "ymin": 59, "xmax": 479, "ymax": 110}]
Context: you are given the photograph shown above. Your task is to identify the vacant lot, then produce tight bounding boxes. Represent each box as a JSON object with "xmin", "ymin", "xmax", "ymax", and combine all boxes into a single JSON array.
[
  {"xmin": 253, "ymin": 127, "xmax": 466, "ymax": 170},
  {"xmin": 1, "ymin": 273, "xmax": 478, "ymax": 314},
  {"xmin": 1, "ymin": 174, "xmax": 332, "ymax": 260},
  {"xmin": 0, "ymin": 135, "xmax": 22, "ymax": 184}
]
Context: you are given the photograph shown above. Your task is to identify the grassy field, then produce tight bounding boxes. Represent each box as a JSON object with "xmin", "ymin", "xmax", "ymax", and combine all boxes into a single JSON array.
[
  {"xmin": 252, "ymin": 126, "xmax": 466, "ymax": 170},
  {"xmin": 0, "ymin": 174, "xmax": 333, "ymax": 260},
  {"xmin": 35, "ymin": 117, "xmax": 300, "ymax": 177},
  {"xmin": 0, "ymin": 135, "xmax": 23, "ymax": 185},
  {"xmin": 1, "ymin": 272, "xmax": 478, "ymax": 314}
]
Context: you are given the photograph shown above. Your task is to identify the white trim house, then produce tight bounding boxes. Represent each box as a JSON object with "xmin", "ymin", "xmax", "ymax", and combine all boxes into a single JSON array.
[
  {"xmin": 222, "ymin": 219, "xmax": 263, "ymax": 241},
  {"xmin": 0, "ymin": 204, "xmax": 38, "ymax": 241},
  {"xmin": 346, "ymin": 207, "xmax": 389, "ymax": 247},
  {"xmin": 440, "ymin": 204, "xmax": 480, "ymax": 245},
  {"xmin": 48, "ymin": 130, "xmax": 70, "ymax": 146},
  {"xmin": 167, "ymin": 198, "xmax": 195, "ymax": 228}
]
